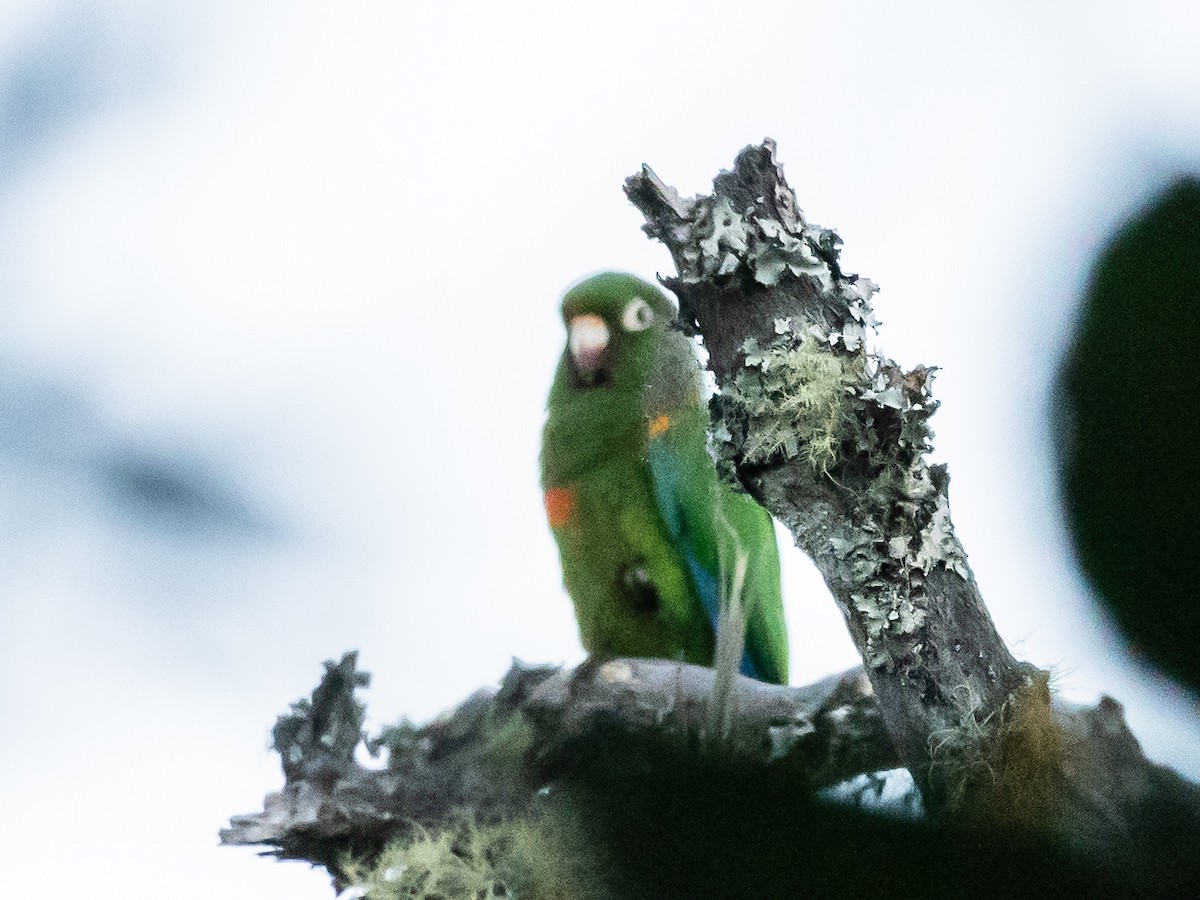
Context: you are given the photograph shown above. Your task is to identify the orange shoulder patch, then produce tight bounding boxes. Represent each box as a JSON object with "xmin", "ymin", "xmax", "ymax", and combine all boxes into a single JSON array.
[
  {"xmin": 648, "ymin": 413, "xmax": 670, "ymax": 438},
  {"xmin": 544, "ymin": 486, "xmax": 576, "ymax": 528}
]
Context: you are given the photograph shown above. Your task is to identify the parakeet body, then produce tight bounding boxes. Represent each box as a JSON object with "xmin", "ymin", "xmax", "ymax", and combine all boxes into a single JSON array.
[{"xmin": 541, "ymin": 272, "xmax": 788, "ymax": 684}]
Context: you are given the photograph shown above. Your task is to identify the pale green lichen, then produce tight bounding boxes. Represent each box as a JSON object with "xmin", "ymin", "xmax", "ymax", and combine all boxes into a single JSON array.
[
  {"xmin": 750, "ymin": 216, "xmax": 832, "ymax": 290},
  {"xmin": 711, "ymin": 299, "xmax": 964, "ymax": 670},
  {"xmin": 659, "ymin": 153, "xmax": 971, "ymax": 673},
  {"xmin": 339, "ymin": 812, "xmax": 609, "ymax": 900},
  {"xmin": 675, "ymin": 183, "xmax": 842, "ymax": 296},
  {"xmin": 832, "ymin": 530, "xmax": 928, "ymax": 668},
  {"xmin": 722, "ymin": 331, "xmax": 861, "ymax": 473},
  {"xmin": 834, "ymin": 361, "xmax": 950, "ymax": 668},
  {"xmin": 915, "ymin": 492, "xmax": 970, "ymax": 580},
  {"xmin": 339, "ymin": 821, "xmax": 507, "ymax": 899}
]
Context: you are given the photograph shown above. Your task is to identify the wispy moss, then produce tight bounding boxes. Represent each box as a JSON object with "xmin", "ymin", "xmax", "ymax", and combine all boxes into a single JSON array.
[
  {"xmin": 928, "ymin": 670, "xmax": 1063, "ymax": 826},
  {"xmin": 339, "ymin": 810, "xmax": 611, "ymax": 900},
  {"xmin": 721, "ymin": 329, "xmax": 861, "ymax": 473}
]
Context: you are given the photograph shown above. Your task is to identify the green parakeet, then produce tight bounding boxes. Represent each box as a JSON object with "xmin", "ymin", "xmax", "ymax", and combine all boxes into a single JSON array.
[{"xmin": 541, "ymin": 272, "xmax": 788, "ymax": 684}]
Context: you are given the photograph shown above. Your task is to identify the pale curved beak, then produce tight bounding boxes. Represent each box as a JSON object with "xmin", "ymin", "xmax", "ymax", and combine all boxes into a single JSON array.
[{"xmin": 568, "ymin": 313, "xmax": 610, "ymax": 376}]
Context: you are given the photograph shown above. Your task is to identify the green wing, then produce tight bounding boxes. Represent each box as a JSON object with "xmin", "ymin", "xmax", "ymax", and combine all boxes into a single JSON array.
[{"xmin": 647, "ymin": 406, "xmax": 789, "ymax": 685}]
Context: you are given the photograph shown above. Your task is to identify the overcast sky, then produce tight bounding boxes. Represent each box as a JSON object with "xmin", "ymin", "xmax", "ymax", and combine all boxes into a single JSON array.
[{"xmin": 2, "ymin": 3, "xmax": 1199, "ymax": 898}]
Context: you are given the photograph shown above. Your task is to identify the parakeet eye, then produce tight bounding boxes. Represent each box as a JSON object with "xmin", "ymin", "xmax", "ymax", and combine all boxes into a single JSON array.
[{"xmin": 622, "ymin": 296, "xmax": 655, "ymax": 331}]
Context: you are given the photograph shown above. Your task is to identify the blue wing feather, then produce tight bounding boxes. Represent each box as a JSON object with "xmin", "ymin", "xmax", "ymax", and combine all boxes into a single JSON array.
[{"xmin": 647, "ymin": 438, "xmax": 761, "ymax": 679}]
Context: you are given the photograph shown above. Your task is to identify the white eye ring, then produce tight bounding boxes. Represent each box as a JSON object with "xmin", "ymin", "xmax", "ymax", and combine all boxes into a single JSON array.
[{"xmin": 621, "ymin": 296, "xmax": 655, "ymax": 331}]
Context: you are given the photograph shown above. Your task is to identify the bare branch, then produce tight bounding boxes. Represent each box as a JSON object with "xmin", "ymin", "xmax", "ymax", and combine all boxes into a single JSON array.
[
  {"xmin": 221, "ymin": 654, "xmax": 895, "ymax": 866},
  {"xmin": 223, "ymin": 654, "xmax": 1200, "ymax": 892}
]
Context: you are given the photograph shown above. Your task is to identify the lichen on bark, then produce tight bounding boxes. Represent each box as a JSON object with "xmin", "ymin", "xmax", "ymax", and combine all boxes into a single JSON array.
[{"xmin": 625, "ymin": 139, "xmax": 1027, "ymax": 808}]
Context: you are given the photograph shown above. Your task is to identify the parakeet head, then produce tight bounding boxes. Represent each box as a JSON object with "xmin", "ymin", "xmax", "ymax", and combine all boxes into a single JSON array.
[{"xmin": 557, "ymin": 272, "xmax": 679, "ymax": 393}]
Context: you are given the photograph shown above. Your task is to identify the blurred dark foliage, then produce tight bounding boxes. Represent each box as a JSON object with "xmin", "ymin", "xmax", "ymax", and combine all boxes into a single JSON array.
[
  {"xmin": 101, "ymin": 450, "xmax": 274, "ymax": 535},
  {"xmin": 1059, "ymin": 178, "xmax": 1200, "ymax": 692}
]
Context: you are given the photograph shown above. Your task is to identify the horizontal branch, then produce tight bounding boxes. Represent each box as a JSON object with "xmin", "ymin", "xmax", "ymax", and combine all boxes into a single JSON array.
[
  {"xmin": 221, "ymin": 653, "xmax": 895, "ymax": 867},
  {"xmin": 524, "ymin": 657, "xmax": 895, "ymax": 789},
  {"xmin": 224, "ymin": 654, "xmax": 1200, "ymax": 894}
]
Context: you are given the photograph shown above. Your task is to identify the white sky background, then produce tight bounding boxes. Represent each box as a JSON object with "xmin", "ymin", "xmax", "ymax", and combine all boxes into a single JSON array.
[{"xmin": 1, "ymin": 2, "xmax": 1199, "ymax": 897}]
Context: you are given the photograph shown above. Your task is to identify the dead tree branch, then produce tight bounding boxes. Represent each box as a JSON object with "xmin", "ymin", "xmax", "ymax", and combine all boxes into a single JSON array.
[
  {"xmin": 623, "ymin": 140, "xmax": 1200, "ymax": 847},
  {"xmin": 222, "ymin": 653, "xmax": 895, "ymax": 868},
  {"xmin": 224, "ymin": 653, "xmax": 1199, "ymax": 895}
]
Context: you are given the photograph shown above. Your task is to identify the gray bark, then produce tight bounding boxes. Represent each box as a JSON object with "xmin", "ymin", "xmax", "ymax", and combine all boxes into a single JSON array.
[
  {"xmin": 622, "ymin": 140, "xmax": 1199, "ymax": 839},
  {"xmin": 222, "ymin": 653, "xmax": 1199, "ymax": 886},
  {"xmin": 221, "ymin": 653, "xmax": 896, "ymax": 864}
]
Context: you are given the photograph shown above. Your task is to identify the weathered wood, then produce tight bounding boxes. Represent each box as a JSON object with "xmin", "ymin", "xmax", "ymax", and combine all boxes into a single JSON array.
[
  {"xmin": 220, "ymin": 653, "xmax": 896, "ymax": 865},
  {"xmin": 223, "ymin": 653, "xmax": 1200, "ymax": 894},
  {"xmin": 625, "ymin": 141, "xmax": 1031, "ymax": 810}
]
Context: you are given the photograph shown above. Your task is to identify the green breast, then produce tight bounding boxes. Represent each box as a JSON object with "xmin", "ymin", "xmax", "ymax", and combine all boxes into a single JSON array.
[{"xmin": 547, "ymin": 450, "xmax": 714, "ymax": 666}]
